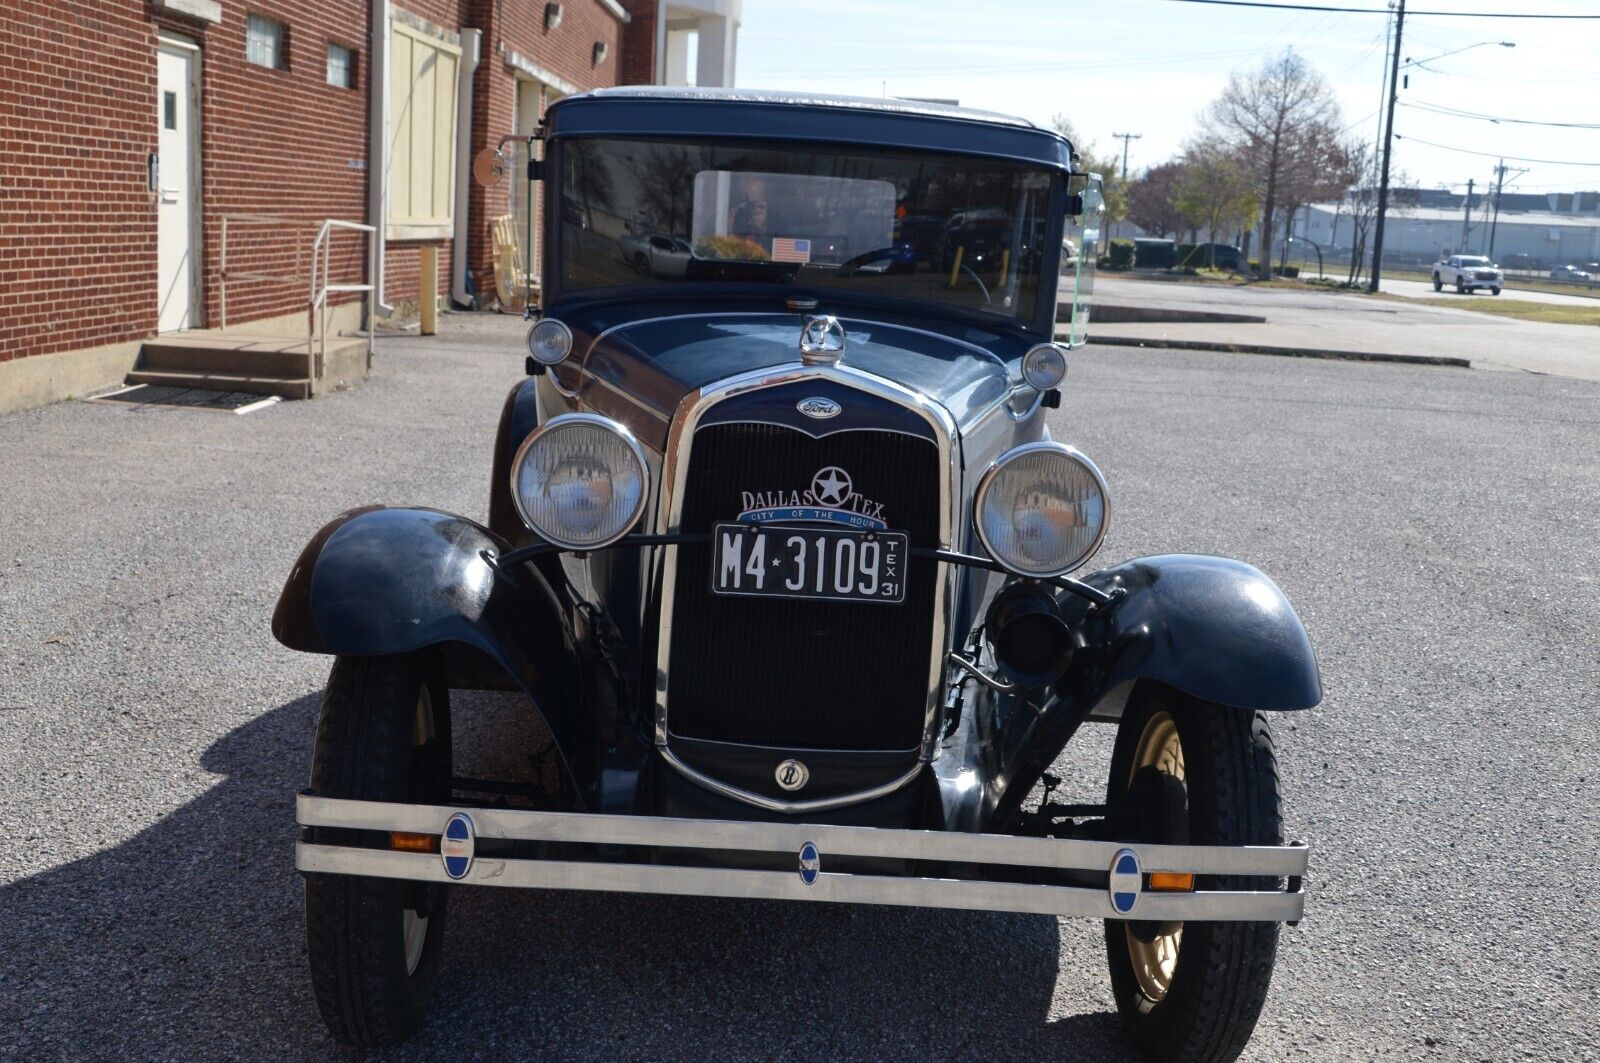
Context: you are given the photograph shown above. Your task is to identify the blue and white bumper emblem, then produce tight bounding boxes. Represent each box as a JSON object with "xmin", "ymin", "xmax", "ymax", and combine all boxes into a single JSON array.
[
  {"xmin": 441, "ymin": 812, "xmax": 475, "ymax": 880},
  {"xmin": 798, "ymin": 841, "xmax": 820, "ymax": 885},
  {"xmin": 1109, "ymin": 848, "xmax": 1142, "ymax": 915}
]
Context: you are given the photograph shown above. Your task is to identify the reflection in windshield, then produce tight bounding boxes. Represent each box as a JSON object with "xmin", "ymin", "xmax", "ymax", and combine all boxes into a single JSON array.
[{"xmin": 559, "ymin": 138, "xmax": 1058, "ymax": 321}]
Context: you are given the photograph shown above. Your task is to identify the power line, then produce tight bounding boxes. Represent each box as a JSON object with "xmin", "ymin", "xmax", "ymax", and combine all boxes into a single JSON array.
[
  {"xmin": 1399, "ymin": 99, "xmax": 1600, "ymax": 130},
  {"xmin": 1147, "ymin": 0, "xmax": 1600, "ymax": 16},
  {"xmin": 1394, "ymin": 134, "xmax": 1600, "ymax": 167}
]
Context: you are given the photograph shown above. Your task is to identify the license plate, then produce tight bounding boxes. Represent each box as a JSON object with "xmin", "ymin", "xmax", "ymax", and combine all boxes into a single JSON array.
[{"xmin": 709, "ymin": 522, "xmax": 907, "ymax": 604}]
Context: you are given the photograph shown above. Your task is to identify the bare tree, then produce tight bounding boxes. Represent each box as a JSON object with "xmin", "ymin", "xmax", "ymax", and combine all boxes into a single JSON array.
[
  {"xmin": 1173, "ymin": 138, "xmax": 1258, "ymax": 268},
  {"xmin": 1334, "ymin": 144, "xmax": 1418, "ymax": 285},
  {"xmin": 1204, "ymin": 51, "xmax": 1348, "ymax": 279},
  {"xmin": 1127, "ymin": 161, "xmax": 1188, "ymax": 239}
]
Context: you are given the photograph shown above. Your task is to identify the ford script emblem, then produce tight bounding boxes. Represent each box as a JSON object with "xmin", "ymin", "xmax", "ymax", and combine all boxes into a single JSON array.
[
  {"xmin": 797, "ymin": 396, "xmax": 841, "ymax": 419},
  {"xmin": 799, "ymin": 841, "xmax": 821, "ymax": 885},
  {"xmin": 441, "ymin": 812, "xmax": 475, "ymax": 881},
  {"xmin": 775, "ymin": 758, "xmax": 810, "ymax": 791},
  {"xmin": 1108, "ymin": 848, "xmax": 1142, "ymax": 915}
]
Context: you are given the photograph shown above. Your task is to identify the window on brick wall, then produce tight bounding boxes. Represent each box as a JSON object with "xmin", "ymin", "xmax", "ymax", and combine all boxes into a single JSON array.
[
  {"xmin": 246, "ymin": 14, "xmax": 287, "ymax": 69},
  {"xmin": 327, "ymin": 43, "xmax": 356, "ymax": 88},
  {"xmin": 387, "ymin": 22, "xmax": 461, "ymax": 240}
]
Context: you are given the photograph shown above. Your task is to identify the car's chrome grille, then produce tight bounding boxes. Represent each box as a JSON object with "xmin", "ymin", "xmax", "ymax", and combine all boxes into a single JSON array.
[{"xmin": 665, "ymin": 422, "xmax": 940, "ymax": 751}]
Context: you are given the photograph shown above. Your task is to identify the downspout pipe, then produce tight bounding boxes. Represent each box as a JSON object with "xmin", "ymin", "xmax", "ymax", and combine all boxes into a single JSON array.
[
  {"xmin": 452, "ymin": 29, "xmax": 481, "ymax": 308},
  {"xmin": 367, "ymin": 0, "xmax": 392, "ymax": 315}
]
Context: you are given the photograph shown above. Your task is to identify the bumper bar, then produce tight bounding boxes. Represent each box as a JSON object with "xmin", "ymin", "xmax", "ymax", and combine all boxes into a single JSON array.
[{"xmin": 296, "ymin": 793, "xmax": 1308, "ymax": 922}]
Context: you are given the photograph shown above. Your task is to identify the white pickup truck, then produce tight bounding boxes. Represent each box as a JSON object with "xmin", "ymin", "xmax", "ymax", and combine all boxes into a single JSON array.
[{"xmin": 1433, "ymin": 254, "xmax": 1503, "ymax": 295}]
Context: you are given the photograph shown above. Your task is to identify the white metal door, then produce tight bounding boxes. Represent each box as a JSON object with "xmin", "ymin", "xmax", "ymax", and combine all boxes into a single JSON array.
[{"xmin": 156, "ymin": 44, "xmax": 197, "ymax": 332}]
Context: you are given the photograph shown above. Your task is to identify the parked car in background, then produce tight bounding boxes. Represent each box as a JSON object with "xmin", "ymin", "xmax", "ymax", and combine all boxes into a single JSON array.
[
  {"xmin": 620, "ymin": 232, "xmax": 694, "ymax": 279},
  {"xmin": 1433, "ymin": 254, "xmax": 1502, "ymax": 295},
  {"xmin": 1550, "ymin": 264, "xmax": 1593, "ymax": 281},
  {"xmin": 1183, "ymin": 242, "xmax": 1241, "ymax": 270}
]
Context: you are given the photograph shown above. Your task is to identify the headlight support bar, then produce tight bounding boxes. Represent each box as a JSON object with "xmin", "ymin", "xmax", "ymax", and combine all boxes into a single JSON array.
[{"xmin": 491, "ymin": 536, "xmax": 1117, "ymax": 609}]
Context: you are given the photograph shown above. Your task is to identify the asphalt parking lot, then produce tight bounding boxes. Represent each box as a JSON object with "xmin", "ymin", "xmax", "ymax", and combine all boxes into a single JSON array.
[{"xmin": 2, "ymin": 314, "xmax": 1596, "ymax": 1061}]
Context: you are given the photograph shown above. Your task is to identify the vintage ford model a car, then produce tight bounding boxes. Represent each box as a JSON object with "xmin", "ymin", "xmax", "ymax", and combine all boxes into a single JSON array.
[{"xmin": 272, "ymin": 88, "xmax": 1320, "ymax": 1060}]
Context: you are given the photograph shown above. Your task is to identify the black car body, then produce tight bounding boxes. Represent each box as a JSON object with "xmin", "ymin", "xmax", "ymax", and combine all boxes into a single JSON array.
[{"xmin": 274, "ymin": 88, "xmax": 1319, "ymax": 1061}]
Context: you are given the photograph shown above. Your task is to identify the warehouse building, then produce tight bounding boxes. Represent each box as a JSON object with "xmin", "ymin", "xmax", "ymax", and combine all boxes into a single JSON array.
[
  {"xmin": 0, "ymin": 0, "xmax": 741, "ymax": 415},
  {"xmin": 1300, "ymin": 189, "xmax": 1600, "ymax": 272}
]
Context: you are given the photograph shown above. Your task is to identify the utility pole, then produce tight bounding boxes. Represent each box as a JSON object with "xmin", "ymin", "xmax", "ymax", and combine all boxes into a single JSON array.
[
  {"xmin": 1460, "ymin": 178, "xmax": 1475, "ymax": 252},
  {"xmin": 1488, "ymin": 160, "xmax": 1527, "ymax": 261},
  {"xmin": 1368, "ymin": 0, "xmax": 1406, "ymax": 292},
  {"xmin": 1112, "ymin": 132, "xmax": 1141, "ymax": 182},
  {"xmin": 1111, "ymin": 132, "xmax": 1141, "ymax": 239}
]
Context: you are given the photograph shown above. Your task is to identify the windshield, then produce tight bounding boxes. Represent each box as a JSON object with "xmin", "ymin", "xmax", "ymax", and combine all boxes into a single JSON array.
[
  {"xmin": 557, "ymin": 137, "xmax": 1058, "ymax": 321},
  {"xmin": 1459, "ymin": 256, "xmax": 1491, "ymax": 266}
]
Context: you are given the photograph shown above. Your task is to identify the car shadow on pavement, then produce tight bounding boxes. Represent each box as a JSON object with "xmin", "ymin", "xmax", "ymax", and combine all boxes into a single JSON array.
[{"xmin": 0, "ymin": 691, "xmax": 1135, "ymax": 1062}]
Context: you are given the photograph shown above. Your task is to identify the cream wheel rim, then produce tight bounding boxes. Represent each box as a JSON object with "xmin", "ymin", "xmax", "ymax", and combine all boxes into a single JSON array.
[
  {"xmin": 1124, "ymin": 710, "xmax": 1184, "ymax": 1003},
  {"xmin": 402, "ymin": 685, "xmax": 434, "ymax": 976}
]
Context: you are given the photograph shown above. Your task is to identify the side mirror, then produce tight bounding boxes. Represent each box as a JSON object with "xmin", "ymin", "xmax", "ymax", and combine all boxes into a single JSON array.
[{"xmin": 472, "ymin": 146, "xmax": 509, "ymax": 189}]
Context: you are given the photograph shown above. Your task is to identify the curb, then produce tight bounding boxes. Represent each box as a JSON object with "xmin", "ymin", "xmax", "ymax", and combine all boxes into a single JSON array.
[
  {"xmin": 1080, "ymin": 334, "xmax": 1472, "ymax": 369},
  {"xmin": 1057, "ymin": 303, "xmax": 1267, "ymax": 325}
]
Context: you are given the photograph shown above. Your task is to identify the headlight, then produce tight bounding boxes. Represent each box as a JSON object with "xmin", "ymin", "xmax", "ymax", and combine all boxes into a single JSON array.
[
  {"xmin": 526, "ymin": 318, "xmax": 574, "ymax": 366},
  {"xmin": 975, "ymin": 442, "xmax": 1108, "ymax": 578},
  {"xmin": 1021, "ymin": 343, "xmax": 1068, "ymax": 390},
  {"xmin": 510, "ymin": 414, "xmax": 648, "ymax": 550}
]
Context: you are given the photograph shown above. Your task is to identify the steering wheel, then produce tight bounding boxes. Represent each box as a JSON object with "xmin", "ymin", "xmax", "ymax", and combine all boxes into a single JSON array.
[
  {"xmin": 835, "ymin": 247, "xmax": 905, "ymax": 277},
  {"xmin": 954, "ymin": 263, "xmax": 991, "ymax": 303}
]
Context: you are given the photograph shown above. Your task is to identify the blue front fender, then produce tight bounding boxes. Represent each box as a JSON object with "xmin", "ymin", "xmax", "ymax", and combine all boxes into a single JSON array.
[
  {"xmin": 984, "ymin": 553, "xmax": 1320, "ymax": 828},
  {"xmin": 271, "ymin": 507, "xmax": 586, "ymax": 792}
]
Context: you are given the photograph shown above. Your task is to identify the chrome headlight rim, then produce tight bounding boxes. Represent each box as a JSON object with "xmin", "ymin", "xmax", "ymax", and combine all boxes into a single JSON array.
[
  {"xmin": 526, "ymin": 317, "xmax": 575, "ymax": 367},
  {"xmin": 1021, "ymin": 342, "xmax": 1068, "ymax": 390},
  {"xmin": 974, "ymin": 441, "xmax": 1110, "ymax": 579},
  {"xmin": 509, "ymin": 412, "xmax": 650, "ymax": 551}
]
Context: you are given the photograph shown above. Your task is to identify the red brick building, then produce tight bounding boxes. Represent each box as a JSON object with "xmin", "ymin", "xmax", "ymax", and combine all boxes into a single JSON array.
[{"xmin": 0, "ymin": 0, "xmax": 738, "ymax": 414}]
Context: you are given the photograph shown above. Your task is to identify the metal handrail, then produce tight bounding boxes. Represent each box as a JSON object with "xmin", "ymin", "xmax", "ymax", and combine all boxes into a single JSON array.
[
  {"xmin": 219, "ymin": 214, "xmax": 375, "ymax": 384},
  {"xmin": 308, "ymin": 219, "xmax": 376, "ymax": 380}
]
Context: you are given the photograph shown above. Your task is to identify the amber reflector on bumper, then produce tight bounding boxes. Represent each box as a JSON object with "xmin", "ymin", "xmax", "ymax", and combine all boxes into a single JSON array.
[
  {"xmin": 391, "ymin": 832, "xmax": 437, "ymax": 852},
  {"xmin": 1150, "ymin": 872, "xmax": 1195, "ymax": 891}
]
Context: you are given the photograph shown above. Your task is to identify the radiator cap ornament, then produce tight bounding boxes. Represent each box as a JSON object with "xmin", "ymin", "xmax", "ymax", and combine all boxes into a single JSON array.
[
  {"xmin": 775, "ymin": 758, "xmax": 810, "ymax": 791},
  {"xmin": 799, "ymin": 315, "xmax": 845, "ymax": 365}
]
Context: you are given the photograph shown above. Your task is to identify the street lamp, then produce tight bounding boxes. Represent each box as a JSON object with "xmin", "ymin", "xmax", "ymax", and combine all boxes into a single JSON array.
[{"xmin": 1401, "ymin": 41, "xmax": 1514, "ymax": 89}]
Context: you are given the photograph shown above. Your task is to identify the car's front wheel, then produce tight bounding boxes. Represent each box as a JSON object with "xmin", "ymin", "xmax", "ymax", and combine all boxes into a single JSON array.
[
  {"xmin": 1456, "ymin": 277, "xmax": 1467, "ymax": 293},
  {"xmin": 1491, "ymin": 287, "xmax": 1501, "ymax": 296},
  {"xmin": 1103, "ymin": 686, "xmax": 1283, "ymax": 1063},
  {"xmin": 304, "ymin": 654, "xmax": 453, "ymax": 1047}
]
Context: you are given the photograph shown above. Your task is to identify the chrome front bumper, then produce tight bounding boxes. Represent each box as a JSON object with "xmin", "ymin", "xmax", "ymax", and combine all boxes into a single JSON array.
[{"xmin": 296, "ymin": 793, "xmax": 1309, "ymax": 922}]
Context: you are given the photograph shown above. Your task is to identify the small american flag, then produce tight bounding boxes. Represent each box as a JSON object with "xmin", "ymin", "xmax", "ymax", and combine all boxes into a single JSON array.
[{"xmin": 770, "ymin": 237, "xmax": 812, "ymax": 264}]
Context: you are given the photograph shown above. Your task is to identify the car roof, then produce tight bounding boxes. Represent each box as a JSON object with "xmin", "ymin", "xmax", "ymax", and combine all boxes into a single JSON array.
[{"xmin": 544, "ymin": 87, "xmax": 1077, "ymax": 172}]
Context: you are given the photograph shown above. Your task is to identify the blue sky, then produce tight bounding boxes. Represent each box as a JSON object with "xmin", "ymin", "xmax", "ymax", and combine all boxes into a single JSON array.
[{"xmin": 733, "ymin": 0, "xmax": 1600, "ymax": 197}]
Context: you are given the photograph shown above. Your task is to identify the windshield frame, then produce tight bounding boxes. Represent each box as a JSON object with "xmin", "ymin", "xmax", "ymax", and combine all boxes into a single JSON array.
[{"xmin": 540, "ymin": 134, "xmax": 1069, "ymax": 341}]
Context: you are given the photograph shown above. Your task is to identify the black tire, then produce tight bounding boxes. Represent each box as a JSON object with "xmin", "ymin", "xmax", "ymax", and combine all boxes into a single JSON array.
[
  {"xmin": 633, "ymin": 252, "xmax": 650, "ymax": 275},
  {"xmin": 305, "ymin": 654, "xmax": 453, "ymax": 1047},
  {"xmin": 1456, "ymin": 279, "xmax": 1466, "ymax": 294},
  {"xmin": 1103, "ymin": 685, "xmax": 1283, "ymax": 1063},
  {"xmin": 1432, "ymin": 274, "xmax": 1442, "ymax": 291},
  {"xmin": 1491, "ymin": 287, "xmax": 1501, "ymax": 296}
]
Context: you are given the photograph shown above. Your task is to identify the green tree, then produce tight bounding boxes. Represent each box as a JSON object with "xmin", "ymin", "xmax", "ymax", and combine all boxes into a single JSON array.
[
  {"xmin": 1052, "ymin": 115, "xmax": 1127, "ymax": 249},
  {"xmin": 1174, "ymin": 138, "xmax": 1259, "ymax": 269}
]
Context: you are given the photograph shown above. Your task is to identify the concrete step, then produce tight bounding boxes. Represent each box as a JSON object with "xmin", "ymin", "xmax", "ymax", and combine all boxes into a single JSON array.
[
  {"xmin": 125, "ymin": 368, "xmax": 312, "ymax": 400},
  {"xmin": 140, "ymin": 339, "xmax": 313, "ymax": 378}
]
